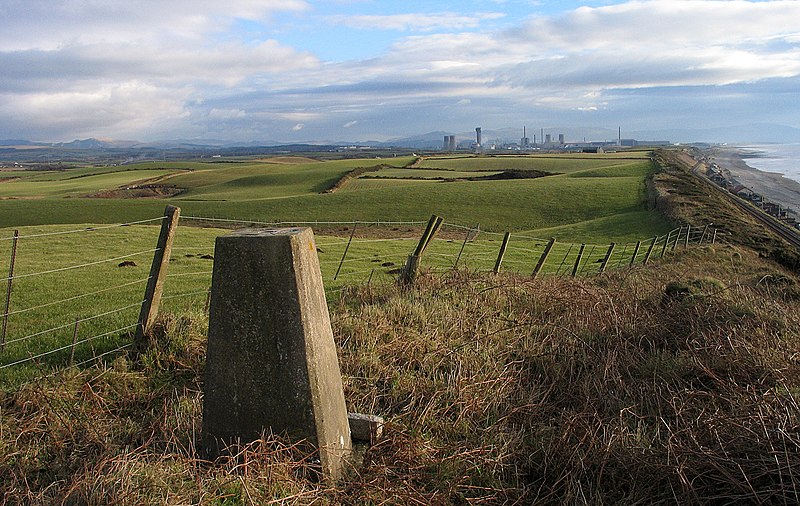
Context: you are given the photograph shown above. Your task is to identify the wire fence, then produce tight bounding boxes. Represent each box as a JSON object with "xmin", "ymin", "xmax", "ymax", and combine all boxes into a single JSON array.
[
  {"xmin": 0, "ymin": 212, "xmax": 717, "ymax": 384},
  {"xmin": 0, "ymin": 218, "xmax": 166, "ymax": 383}
]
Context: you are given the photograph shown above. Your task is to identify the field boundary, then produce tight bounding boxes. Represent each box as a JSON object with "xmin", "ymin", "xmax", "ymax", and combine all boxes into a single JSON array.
[{"xmin": 1, "ymin": 210, "xmax": 717, "ymax": 385}]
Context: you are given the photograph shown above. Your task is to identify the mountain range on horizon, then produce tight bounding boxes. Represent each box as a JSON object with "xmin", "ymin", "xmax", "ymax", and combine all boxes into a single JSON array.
[{"xmin": 2, "ymin": 123, "xmax": 799, "ymax": 152}]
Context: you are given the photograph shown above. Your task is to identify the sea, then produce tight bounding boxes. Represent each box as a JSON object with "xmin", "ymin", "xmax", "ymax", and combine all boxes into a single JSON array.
[{"xmin": 739, "ymin": 143, "xmax": 800, "ymax": 185}]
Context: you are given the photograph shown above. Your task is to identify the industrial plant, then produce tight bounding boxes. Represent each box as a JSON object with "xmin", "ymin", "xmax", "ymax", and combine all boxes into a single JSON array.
[{"xmin": 442, "ymin": 126, "xmax": 670, "ymax": 153}]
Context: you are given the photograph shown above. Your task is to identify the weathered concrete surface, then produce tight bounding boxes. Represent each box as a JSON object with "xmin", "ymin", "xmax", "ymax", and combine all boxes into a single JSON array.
[
  {"xmin": 348, "ymin": 413, "xmax": 384, "ymax": 443},
  {"xmin": 202, "ymin": 227, "xmax": 351, "ymax": 481}
]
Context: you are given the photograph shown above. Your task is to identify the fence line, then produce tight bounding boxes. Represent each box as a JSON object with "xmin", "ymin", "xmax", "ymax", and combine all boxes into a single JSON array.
[
  {"xmin": 11, "ymin": 248, "xmax": 158, "ymax": 280},
  {"xmin": 0, "ymin": 323, "xmax": 139, "ymax": 370},
  {"xmin": 4, "ymin": 277, "xmax": 151, "ymax": 318},
  {"xmin": 181, "ymin": 216, "xmax": 427, "ymax": 227},
  {"xmin": 1, "ymin": 212, "xmax": 715, "ymax": 383},
  {"xmin": 0, "ymin": 217, "xmax": 165, "ymax": 241},
  {"xmin": 3, "ymin": 300, "xmax": 145, "ymax": 348}
]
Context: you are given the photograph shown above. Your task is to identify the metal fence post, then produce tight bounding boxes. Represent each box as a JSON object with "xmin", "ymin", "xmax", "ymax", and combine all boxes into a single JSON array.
[{"xmin": 1, "ymin": 229, "xmax": 19, "ymax": 351}]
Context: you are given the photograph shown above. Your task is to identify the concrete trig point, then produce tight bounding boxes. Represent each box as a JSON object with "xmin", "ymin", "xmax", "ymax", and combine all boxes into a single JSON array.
[{"xmin": 202, "ymin": 227, "xmax": 351, "ymax": 480}]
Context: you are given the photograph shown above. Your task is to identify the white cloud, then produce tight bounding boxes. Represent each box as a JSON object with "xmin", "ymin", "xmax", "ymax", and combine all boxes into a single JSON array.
[
  {"xmin": 1, "ymin": 0, "xmax": 800, "ymax": 141},
  {"xmin": 328, "ymin": 12, "xmax": 506, "ymax": 32},
  {"xmin": 0, "ymin": 0, "xmax": 309, "ymax": 50}
]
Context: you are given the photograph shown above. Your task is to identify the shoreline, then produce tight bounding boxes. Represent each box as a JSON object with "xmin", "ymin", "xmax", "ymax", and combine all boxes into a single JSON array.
[{"xmin": 703, "ymin": 146, "xmax": 800, "ymax": 218}]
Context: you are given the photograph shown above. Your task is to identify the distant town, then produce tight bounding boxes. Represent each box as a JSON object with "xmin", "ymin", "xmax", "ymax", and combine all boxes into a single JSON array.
[{"xmin": 442, "ymin": 126, "xmax": 670, "ymax": 153}]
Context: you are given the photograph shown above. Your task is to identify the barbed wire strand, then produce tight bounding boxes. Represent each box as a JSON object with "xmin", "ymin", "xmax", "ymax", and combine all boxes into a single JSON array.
[
  {"xmin": 166, "ymin": 271, "xmax": 214, "ymax": 279},
  {"xmin": 181, "ymin": 216, "xmax": 426, "ymax": 227},
  {"xmin": 73, "ymin": 343, "xmax": 134, "ymax": 369},
  {"xmin": 10, "ymin": 249, "xmax": 158, "ymax": 280},
  {"xmin": 4, "ymin": 277, "xmax": 151, "ymax": 317},
  {"xmin": 0, "ymin": 323, "xmax": 138, "ymax": 370},
  {"xmin": 0, "ymin": 217, "xmax": 165, "ymax": 241},
  {"xmin": 3, "ymin": 300, "xmax": 143, "ymax": 347},
  {"xmin": 161, "ymin": 290, "xmax": 212, "ymax": 301}
]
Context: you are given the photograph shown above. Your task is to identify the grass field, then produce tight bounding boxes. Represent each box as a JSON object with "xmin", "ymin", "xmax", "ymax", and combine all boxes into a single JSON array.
[
  {"xmin": 0, "ymin": 153, "xmax": 672, "ymax": 245},
  {"xmin": 0, "ymin": 212, "xmax": 682, "ymax": 384}
]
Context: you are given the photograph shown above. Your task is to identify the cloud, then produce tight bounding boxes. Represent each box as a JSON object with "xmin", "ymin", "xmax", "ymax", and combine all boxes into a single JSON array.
[
  {"xmin": 1, "ymin": 0, "xmax": 799, "ymax": 142},
  {"xmin": 328, "ymin": 12, "xmax": 506, "ymax": 32},
  {"xmin": 0, "ymin": 0, "xmax": 310, "ymax": 50}
]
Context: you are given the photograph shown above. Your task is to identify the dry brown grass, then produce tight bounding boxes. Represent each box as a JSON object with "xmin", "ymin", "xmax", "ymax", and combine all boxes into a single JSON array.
[{"xmin": 1, "ymin": 245, "xmax": 799, "ymax": 504}]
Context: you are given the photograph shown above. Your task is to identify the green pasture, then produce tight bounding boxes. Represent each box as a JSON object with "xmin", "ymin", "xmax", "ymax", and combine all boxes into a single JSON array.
[
  {"xmin": 363, "ymin": 168, "xmax": 503, "ymax": 179},
  {"xmin": 0, "ymin": 218, "xmax": 679, "ymax": 384},
  {"xmin": 418, "ymin": 155, "xmax": 646, "ymax": 173},
  {"xmin": 0, "ymin": 153, "xmax": 671, "ymax": 245},
  {"xmin": 0, "ymin": 169, "xmax": 178, "ymax": 198}
]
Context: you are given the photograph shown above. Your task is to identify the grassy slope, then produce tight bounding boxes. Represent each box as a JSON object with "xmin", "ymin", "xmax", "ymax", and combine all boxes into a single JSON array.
[
  {"xmin": 1, "ymin": 149, "xmax": 799, "ymax": 503},
  {"xmin": 1, "ymin": 245, "xmax": 798, "ymax": 504},
  {"xmin": 0, "ymin": 154, "xmax": 670, "ymax": 244}
]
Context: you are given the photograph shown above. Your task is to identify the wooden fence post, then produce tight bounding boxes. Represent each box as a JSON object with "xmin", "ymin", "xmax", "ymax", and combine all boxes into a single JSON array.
[
  {"xmin": 400, "ymin": 215, "xmax": 443, "ymax": 285},
  {"xmin": 684, "ymin": 225, "xmax": 691, "ymax": 248},
  {"xmin": 699, "ymin": 224, "xmax": 709, "ymax": 245},
  {"xmin": 1, "ymin": 229, "xmax": 19, "ymax": 351},
  {"xmin": 629, "ymin": 241, "xmax": 641, "ymax": 267},
  {"xmin": 135, "ymin": 205, "xmax": 181, "ymax": 351},
  {"xmin": 572, "ymin": 244, "xmax": 586, "ymax": 277},
  {"xmin": 493, "ymin": 232, "xmax": 511, "ymax": 274},
  {"xmin": 598, "ymin": 243, "xmax": 616, "ymax": 274},
  {"xmin": 671, "ymin": 226, "xmax": 682, "ymax": 252},
  {"xmin": 660, "ymin": 229, "xmax": 674, "ymax": 258},
  {"xmin": 334, "ymin": 223, "xmax": 357, "ymax": 280},
  {"xmin": 712, "ymin": 228, "xmax": 718, "ymax": 244},
  {"xmin": 642, "ymin": 236, "xmax": 658, "ymax": 265},
  {"xmin": 532, "ymin": 238, "xmax": 556, "ymax": 278}
]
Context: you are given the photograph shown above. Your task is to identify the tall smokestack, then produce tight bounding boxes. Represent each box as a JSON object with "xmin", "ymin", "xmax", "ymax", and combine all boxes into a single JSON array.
[
  {"xmin": 618, "ymin": 126, "xmax": 621, "ymax": 146},
  {"xmin": 476, "ymin": 127, "xmax": 482, "ymax": 147}
]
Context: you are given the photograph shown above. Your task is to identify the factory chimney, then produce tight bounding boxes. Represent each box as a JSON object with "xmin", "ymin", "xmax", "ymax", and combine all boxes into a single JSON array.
[{"xmin": 476, "ymin": 127, "xmax": 482, "ymax": 147}]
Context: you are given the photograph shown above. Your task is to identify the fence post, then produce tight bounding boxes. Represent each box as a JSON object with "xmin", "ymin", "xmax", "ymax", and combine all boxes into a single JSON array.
[
  {"xmin": 1, "ymin": 229, "xmax": 19, "ymax": 351},
  {"xmin": 712, "ymin": 228, "xmax": 718, "ymax": 244},
  {"xmin": 532, "ymin": 238, "xmax": 556, "ymax": 278},
  {"xmin": 70, "ymin": 317, "xmax": 80, "ymax": 366},
  {"xmin": 572, "ymin": 244, "xmax": 586, "ymax": 277},
  {"xmin": 453, "ymin": 224, "xmax": 477, "ymax": 269},
  {"xmin": 598, "ymin": 243, "xmax": 616, "ymax": 274},
  {"xmin": 671, "ymin": 226, "xmax": 682, "ymax": 252},
  {"xmin": 684, "ymin": 225, "xmax": 691, "ymax": 248},
  {"xmin": 660, "ymin": 230, "xmax": 673, "ymax": 258},
  {"xmin": 699, "ymin": 224, "xmax": 709, "ymax": 245},
  {"xmin": 400, "ymin": 215, "xmax": 443, "ymax": 285},
  {"xmin": 493, "ymin": 232, "xmax": 511, "ymax": 274},
  {"xmin": 135, "ymin": 205, "xmax": 181, "ymax": 351},
  {"xmin": 642, "ymin": 236, "xmax": 658, "ymax": 265},
  {"xmin": 334, "ymin": 223, "xmax": 357, "ymax": 280},
  {"xmin": 629, "ymin": 241, "xmax": 641, "ymax": 267}
]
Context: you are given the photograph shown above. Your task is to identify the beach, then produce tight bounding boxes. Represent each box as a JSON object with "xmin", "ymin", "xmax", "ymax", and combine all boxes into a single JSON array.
[{"xmin": 703, "ymin": 146, "xmax": 800, "ymax": 218}]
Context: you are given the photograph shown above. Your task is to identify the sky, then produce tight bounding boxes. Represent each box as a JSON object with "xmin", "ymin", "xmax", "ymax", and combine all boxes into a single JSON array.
[{"xmin": 1, "ymin": 0, "xmax": 799, "ymax": 143}]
